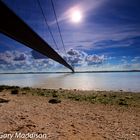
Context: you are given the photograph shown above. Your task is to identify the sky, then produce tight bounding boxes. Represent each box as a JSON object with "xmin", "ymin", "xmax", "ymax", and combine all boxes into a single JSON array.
[{"xmin": 0, "ymin": 0, "xmax": 140, "ymax": 72}]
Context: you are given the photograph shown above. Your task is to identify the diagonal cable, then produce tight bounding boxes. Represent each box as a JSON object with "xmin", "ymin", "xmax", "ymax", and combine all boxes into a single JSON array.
[
  {"xmin": 36, "ymin": 0, "xmax": 59, "ymax": 51},
  {"xmin": 50, "ymin": 0, "xmax": 68, "ymax": 59}
]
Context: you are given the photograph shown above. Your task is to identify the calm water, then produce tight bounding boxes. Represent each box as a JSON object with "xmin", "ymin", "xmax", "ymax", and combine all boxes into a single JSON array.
[{"xmin": 0, "ymin": 72, "xmax": 140, "ymax": 92}]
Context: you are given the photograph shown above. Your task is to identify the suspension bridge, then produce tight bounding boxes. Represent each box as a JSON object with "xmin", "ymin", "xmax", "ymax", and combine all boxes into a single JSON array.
[{"xmin": 0, "ymin": 0, "xmax": 74, "ymax": 72}]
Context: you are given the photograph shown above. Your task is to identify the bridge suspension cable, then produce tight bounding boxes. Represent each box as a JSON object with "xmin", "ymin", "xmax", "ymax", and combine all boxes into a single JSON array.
[
  {"xmin": 50, "ymin": 0, "xmax": 68, "ymax": 59},
  {"xmin": 36, "ymin": 0, "xmax": 59, "ymax": 51}
]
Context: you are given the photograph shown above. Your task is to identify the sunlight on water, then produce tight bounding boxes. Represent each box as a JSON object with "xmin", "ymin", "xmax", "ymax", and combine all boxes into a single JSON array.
[{"xmin": 0, "ymin": 72, "xmax": 140, "ymax": 92}]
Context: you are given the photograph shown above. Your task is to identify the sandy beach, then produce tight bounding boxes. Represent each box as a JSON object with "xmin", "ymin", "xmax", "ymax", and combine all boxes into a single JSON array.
[{"xmin": 0, "ymin": 86, "xmax": 140, "ymax": 140}]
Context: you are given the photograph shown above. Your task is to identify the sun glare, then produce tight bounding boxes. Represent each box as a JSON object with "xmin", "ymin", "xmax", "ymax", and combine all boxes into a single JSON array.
[{"xmin": 70, "ymin": 10, "xmax": 82, "ymax": 23}]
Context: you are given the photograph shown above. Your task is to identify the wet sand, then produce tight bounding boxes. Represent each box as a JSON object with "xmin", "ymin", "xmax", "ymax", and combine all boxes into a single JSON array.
[{"xmin": 0, "ymin": 86, "xmax": 140, "ymax": 140}]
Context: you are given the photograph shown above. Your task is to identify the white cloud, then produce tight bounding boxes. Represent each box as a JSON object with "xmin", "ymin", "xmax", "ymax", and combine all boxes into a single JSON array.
[
  {"xmin": 86, "ymin": 54, "xmax": 105, "ymax": 65},
  {"xmin": 0, "ymin": 49, "xmax": 140, "ymax": 73},
  {"xmin": 0, "ymin": 49, "xmax": 107, "ymax": 72},
  {"xmin": 66, "ymin": 49, "xmax": 105, "ymax": 66},
  {"xmin": 131, "ymin": 56, "xmax": 140, "ymax": 62},
  {"xmin": 0, "ymin": 51, "xmax": 27, "ymax": 64}
]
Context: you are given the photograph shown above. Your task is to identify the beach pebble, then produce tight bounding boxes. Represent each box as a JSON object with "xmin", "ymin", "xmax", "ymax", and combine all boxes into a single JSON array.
[
  {"xmin": 0, "ymin": 98, "xmax": 9, "ymax": 103},
  {"xmin": 11, "ymin": 89, "xmax": 19, "ymax": 95},
  {"xmin": 48, "ymin": 98, "xmax": 61, "ymax": 104}
]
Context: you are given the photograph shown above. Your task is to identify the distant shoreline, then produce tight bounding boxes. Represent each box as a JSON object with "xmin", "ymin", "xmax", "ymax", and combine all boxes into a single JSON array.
[{"xmin": 0, "ymin": 70, "xmax": 140, "ymax": 74}]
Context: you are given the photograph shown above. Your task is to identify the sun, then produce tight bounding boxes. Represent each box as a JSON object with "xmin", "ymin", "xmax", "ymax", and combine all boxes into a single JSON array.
[{"xmin": 70, "ymin": 9, "xmax": 82, "ymax": 23}]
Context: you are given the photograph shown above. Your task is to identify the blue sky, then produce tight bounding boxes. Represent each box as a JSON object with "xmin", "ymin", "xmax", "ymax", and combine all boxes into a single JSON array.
[{"xmin": 0, "ymin": 0, "xmax": 140, "ymax": 72}]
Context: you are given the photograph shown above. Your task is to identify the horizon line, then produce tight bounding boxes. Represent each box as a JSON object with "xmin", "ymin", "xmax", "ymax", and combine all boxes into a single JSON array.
[{"xmin": 0, "ymin": 70, "xmax": 140, "ymax": 74}]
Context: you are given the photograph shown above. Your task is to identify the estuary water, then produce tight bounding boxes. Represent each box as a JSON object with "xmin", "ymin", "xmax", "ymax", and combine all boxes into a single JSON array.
[{"xmin": 0, "ymin": 72, "xmax": 140, "ymax": 92}]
